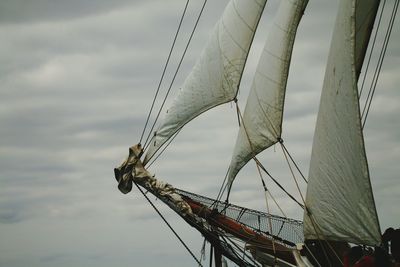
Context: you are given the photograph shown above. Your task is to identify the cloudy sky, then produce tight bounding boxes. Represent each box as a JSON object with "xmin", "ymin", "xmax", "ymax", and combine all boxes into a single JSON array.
[{"xmin": 0, "ymin": 0, "xmax": 399, "ymax": 266}]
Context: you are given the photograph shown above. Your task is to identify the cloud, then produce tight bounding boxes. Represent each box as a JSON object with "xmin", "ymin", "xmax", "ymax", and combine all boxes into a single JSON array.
[
  {"xmin": 0, "ymin": 0, "xmax": 134, "ymax": 24},
  {"xmin": 0, "ymin": 0, "xmax": 399, "ymax": 266}
]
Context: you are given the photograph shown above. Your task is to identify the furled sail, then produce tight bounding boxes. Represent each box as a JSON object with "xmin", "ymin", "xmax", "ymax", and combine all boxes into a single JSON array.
[
  {"xmin": 303, "ymin": 0, "xmax": 381, "ymax": 245},
  {"xmin": 226, "ymin": 0, "xmax": 309, "ymax": 188},
  {"xmin": 144, "ymin": 0, "xmax": 267, "ymax": 165}
]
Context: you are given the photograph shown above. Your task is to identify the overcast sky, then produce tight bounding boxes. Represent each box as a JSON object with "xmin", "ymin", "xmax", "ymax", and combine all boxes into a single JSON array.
[{"xmin": 0, "ymin": 0, "xmax": 399, "ymax": 266}]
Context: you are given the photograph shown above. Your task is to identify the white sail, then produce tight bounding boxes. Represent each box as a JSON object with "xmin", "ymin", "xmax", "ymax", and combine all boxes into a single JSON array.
[
  {"xmin": 144, "ymin": 0, "xmax": 267, "ymax": 165},
  {"xmin": 303, "ymin": 0, "xmax": 381, "ymax": 245},
  {"xmin": 226, "ymin": 0, "xmax": 309, "ymax": 187}
]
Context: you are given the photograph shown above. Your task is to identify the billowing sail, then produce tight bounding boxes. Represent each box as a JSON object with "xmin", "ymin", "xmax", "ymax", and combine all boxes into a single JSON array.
[
  {"xmin": 226, "ymin": 0, "xmax": 309, "ymax": 188},
  {"xmin": 303, "ymin": 0, "xmax": 381, "ymax": 245},
  {"xmin": 144, "ymin": 0, "xmax": 267, "ymax": 165}
]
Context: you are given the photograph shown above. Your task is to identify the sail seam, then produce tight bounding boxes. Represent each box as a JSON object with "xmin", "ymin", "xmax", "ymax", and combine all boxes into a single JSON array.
[
  {"xmin": 255, "ymin": 69, "xmax": 281, "ymax": 85},
  {"xmin": 231, "ymin": 0, "xmax": 255, "ymax": 32},
  {"xmin": 263, "ymin": 48, "xmax": 290, "ymax": 63},
  {"xmin": 273, "ymin": 21, "xmax": 292, "ymax": 35},
  {"xmin": 220, "ymin": 19, "xmax": 248, "ymax": 53},
  {"xmin": 252, "ymin": 84, "xmax": 281, "ymax": 138},
  {"xmin": 234, "ymin": 0, "xmax": 267, "ymax": 99},
  {"xmin": 220, "ymin": 52, "xmax": 245, "ymax": 94}
]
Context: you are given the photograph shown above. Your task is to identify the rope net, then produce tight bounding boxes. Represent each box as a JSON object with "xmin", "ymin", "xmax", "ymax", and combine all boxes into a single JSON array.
[{"xmin": 176, "ymin": 188, "xmax": 304, "ymax": 247}]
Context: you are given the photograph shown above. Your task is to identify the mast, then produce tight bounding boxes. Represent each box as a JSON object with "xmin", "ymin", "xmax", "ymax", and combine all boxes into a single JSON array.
[{"xmin": 303, "ymin": 0, "xmax": 381, "ymax": 246}]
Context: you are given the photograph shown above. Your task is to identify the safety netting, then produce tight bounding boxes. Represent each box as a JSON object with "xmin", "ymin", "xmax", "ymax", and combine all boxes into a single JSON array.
[{"xmin": 176, "ymin": 188, "xmax": 304, "ymax": 247}]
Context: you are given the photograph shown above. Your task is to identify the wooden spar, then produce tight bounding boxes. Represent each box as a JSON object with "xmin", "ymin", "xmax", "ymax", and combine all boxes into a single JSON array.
[
  {"xmin": 115, "ymin": 145, "xmax": 297, "ymax": 266},
  {"xmin": 183, "ymin": 197, "xmax": 296, "ymax": 264}
]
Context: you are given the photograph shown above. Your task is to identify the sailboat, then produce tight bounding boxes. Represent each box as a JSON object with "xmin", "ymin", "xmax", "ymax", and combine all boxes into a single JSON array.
[{"xmin": 114, "ymin": 0, "xmax": 398, "ymax": 266}]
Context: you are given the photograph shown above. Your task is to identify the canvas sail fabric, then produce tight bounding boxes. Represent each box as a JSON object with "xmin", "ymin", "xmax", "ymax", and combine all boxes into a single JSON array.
[
  {"xmin": 144, "ymin": 0, "xmax": 267, "ymax": 165},
  {"xmin": 226, "ymin": 0, "xmax": 308, "ymax": 188},
  {"xmin": 303, "ymin": 0, "xmax": 381, "ymax": 246}
]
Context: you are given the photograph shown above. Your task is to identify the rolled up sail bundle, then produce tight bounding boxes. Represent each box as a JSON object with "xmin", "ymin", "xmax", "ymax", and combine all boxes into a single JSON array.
[{"xmin": 144, "ymin": 0, "xmax": 267, "ymax": 165}]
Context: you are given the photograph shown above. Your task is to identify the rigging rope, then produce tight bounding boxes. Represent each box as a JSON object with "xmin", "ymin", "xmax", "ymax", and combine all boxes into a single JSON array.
[
  {"xmin": 197, "ymin": 214, "xmax": 262, "ymax": 266},
  {"xmin": 254, "ymin": 162, "xmax": 278, "ymax": 263},
  {"xmin": 146, "ymin": 128, "xmax": 181, "ymax": 169},
  {"xmin": 306, "ymin": 215, "xmax": 333, "ymax": 267},
  {"xmin": 184, "ymin": 201, "xmax": 258, "ymax": 266},
  {"xmin": 253, "ymin": 157, "xmax": 304, "ymax": 210},
  {"xmin": 140, "ymin": 0, "xmax": 190, "ymax": 145},
  {"xmin": 362, "ymin": 0, "xmax": 399, "ymax": 128},
  {"xmin": 225, "ymin": 94, "xmax": 305, "ymax": 211},
  {"xmin": 221, "ymin": 235, "xmax": 262, "ymax": 267},
  {"xmin": 134, "ymin": 183, "xmax": 204, "ymax": 266},
  {"xmin": 215, "ymin": 169, "xmax": 230, "ymax": 205},
  {"xmin": 279, "ymin": 141, "xmax": 308, "ymax": 183},
  {"xmin": 359, "ymin": 0, "xmax": 386, "ymax": 97},
  {"xmin": 279, "ymin": 143, "xmax": 306, "ymax": 206},
  {"xmin": 252, "ymin": 158, "xmax": 287, "ymax": 217},
  {"xmin": 143, "ymin": 0, "xmax": 208, "ymax": 151}
]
